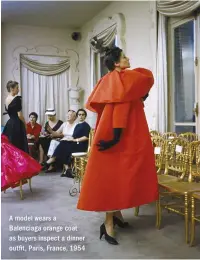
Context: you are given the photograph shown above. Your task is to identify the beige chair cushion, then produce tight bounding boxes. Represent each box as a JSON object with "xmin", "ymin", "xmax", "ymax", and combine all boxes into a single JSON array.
[
  {"xmin": 72, "ymin": 152, "xmax": 87, "ymax": 157},
  {"xmin": 158, "ymin": 174, "xmax": 178, "ymax": 184}
]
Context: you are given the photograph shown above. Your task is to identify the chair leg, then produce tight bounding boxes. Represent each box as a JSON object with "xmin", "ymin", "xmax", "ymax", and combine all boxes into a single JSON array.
[
  {"xmin": 156, "ymin": 195, "xmax": 161, "ymax": 229},
  {"xmin": 28, "ymin": 178, "xmax": 32, "ymax": 192},
  {"xmin": 190, "ymin": 196, "xmax": 195, "ymax": 246},
  {"xmin": 184, "ymin": 192, "xmax": 189, "ymax": 244},
  {"xmin": 134, "ymin": 207, "xmax": 139, "ymax": 216},
  {"xmin": 19, "ymin": 180, "xmax": 24, "ymax": 200}
]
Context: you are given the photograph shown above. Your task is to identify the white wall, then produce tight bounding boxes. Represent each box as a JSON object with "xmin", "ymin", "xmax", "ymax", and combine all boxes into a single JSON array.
[
  {"xmin": 1, "ymin": 24, "xmax": 78, "ymax": 125},
  {"xmin": 79, "ymin": 1, "xmax": 157, "ymax": 129},
  {"xmin": 2, "ymin": 2, "xmax": 158, "ymax": 129}
]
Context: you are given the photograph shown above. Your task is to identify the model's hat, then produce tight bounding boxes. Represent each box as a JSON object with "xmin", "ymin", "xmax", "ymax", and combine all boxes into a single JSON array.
[{"xmin": 45, "ymin": 108, "xmax": 56, "ymax": 116}]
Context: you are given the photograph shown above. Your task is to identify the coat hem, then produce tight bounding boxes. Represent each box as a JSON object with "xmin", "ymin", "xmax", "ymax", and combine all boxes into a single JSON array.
[{"xmin": 77, "ymin": 198, "xmax": 158, "ymax": 212}]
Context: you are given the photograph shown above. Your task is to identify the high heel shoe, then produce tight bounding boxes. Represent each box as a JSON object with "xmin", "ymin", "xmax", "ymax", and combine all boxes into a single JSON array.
[
  {"xmin": 113, "ymin": 216, "xmax": 129, "ymax": 228},
  {"xmin": 100, "ymin": 224, "xmax": 118, "ymax": 245},
  {"xmin": 44, "ymin": 163, "xmax": 56, "ymax": 173}
]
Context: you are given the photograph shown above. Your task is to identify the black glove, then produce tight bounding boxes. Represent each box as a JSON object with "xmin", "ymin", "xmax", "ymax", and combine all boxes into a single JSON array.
[
  {"xmin": 142, "ymin": 93, "xmax": 149, "ymax": 101},
  {"xmin": 97, "ymin": 128, "xmax": 123, "ymax": 151}
]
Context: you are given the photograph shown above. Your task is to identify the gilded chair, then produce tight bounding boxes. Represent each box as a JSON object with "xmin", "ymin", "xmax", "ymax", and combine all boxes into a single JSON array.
[
  {"xmin": 162, "ymin": 132, "xmax": 177, "ymax": 140},
  {"xmin": 188, "ymin": 141, "xmax": 200, "ymax": 183},
  {"xmin": 156, "ymin": 140, "xmax": 200, "ymax": 244},
  {"xmin": 135, "ymin": 136, "xmax": 179, "ymax": 217},
  {"xmin": 4, "ymin": 178, "xmax": 33, "ymax": 200},
  {"xmin": 179, "ymin": 132, "xmax": 198, "ymax": 143},
  {"xmin": 150, "ymin": 130, "xmax": 161, "ymax": 137},
  {"xmin": 69, "ymin": 129, "xmax": 94, "ymax": 196},
  {"xmin": 190, "ymin": 191, "xmax": 200, "ymax": 246},
  {"xmin": 152, "ymin": 136, "xmax": 166, "ymax": 174},
  {"xmin": 189, "ymin": 142, "xmax": 200, "ymax": 246}
]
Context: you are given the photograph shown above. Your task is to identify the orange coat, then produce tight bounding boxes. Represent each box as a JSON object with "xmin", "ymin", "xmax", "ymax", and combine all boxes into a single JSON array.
[{"xmin": 77, "ymin": 68, "xmax": 158, "ymax": 212}]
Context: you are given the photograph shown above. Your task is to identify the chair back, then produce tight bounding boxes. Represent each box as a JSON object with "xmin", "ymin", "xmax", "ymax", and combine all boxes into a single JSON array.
[
  {"xmin": 87, "ymin": 129, "xmax": 95, "ymax": 153},
  {"xmin": 150, "ymin": 130, "xmax": 161, "ymax": 137},
  {"xmin": 152, "ymin": 136, "xmax": 165, "ymax": 172},
  {"xmin": 188, "ymin": 141, "xmax": 200, "ymax": 182},
  {"xmin": 162, "ymin": 132, "xmax": 177, "ymax": 140},
  {"xmin": 179, "ymin": 132, "xmax": 198, "ymax": 142},
  {"xmin": 166, "ymin": 137, "xmax": 190, "ymax": 180}
]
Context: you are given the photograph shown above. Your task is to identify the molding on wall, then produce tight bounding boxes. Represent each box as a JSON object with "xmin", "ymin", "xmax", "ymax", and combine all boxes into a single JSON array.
[
  {"xmin": 12, "ymin": 45, "xmax": 79, "ymax": 88},
  {"xmin": 12, "ymin": 45, "xmax": 82, "ymax": 111}
]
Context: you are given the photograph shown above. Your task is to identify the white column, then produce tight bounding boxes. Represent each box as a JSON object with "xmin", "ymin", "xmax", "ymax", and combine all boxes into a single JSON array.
[{"xmin": 68, "ymin": 87, "xmax": 82, "ymax": 112}]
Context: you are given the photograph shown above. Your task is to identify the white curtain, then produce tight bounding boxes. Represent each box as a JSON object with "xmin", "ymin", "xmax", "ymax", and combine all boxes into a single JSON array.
[
  {"xmin": 21, "ymin": 55, "xmax": 70, "ymax": 124},
  {"xmin": 156, "ymin": 13, "xmax": 168, "ymax": 133},
  {"xmin": 157, "ymin": 1, "xmax": 200, "ymax": 16}
]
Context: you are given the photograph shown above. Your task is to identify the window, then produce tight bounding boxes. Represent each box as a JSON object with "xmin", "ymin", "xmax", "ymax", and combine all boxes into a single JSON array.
[{"xmin": 168, "ymin": 14, "xmax": 199, "ymax": 134}]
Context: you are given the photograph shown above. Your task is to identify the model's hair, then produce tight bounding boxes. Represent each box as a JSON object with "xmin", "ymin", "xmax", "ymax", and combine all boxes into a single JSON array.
[
  {"xmin": 29, "ymin": 112, "xmax": 38, "ymax": 121},
  {"xmin": 6, "ymin": 80, "xmax": 19, "ymax": 92},
  {"xmin": 76, "ymin": 108, "xmax": 87, "ymax": 117},
  {"xmin": 104, "ymin": 47, "xmax": 123, "ymax": 71}
]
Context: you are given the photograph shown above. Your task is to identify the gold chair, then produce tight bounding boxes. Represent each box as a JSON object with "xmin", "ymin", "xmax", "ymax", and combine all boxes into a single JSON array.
[
  {"xmin": 69, "ymin": 129, "xmax": 94, "ymax": 196},
  {"xmin": 162, "ymin": 132, "xmax": 177, "ymax": 140},
  {"xmin": 179, "ymin": 132, "xmax": 198, "ymax": 143},
  {"xmin": 188, "ymin": 141, "xmax": 200, "ymax": 183},
  {"xmin": 135, "ymin": 136, "xmax": 178, "ymax": 217},
  {"xmin": 152, "ymin": 136, "xmax": 166, "ymax": 174},
  {"xmin": 150, "ymin": 130, "xmax": 161, "ymax": 137},
  {"xmin": 8, "ymin": 178, "xmax": 32, "ymax": 200},
  {"xmin": 156, "ymin": 139, "xmax": 200, "ymax": 244},
  {"xmin": 190, "ymin": 191, "xmax": 200, "ymax": 246},
  {"xmin": 189, "ymin": 141, "xmax": 200, "ymax": 246}
]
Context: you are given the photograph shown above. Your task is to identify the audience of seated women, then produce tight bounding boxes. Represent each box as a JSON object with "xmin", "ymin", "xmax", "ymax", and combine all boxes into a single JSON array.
[{"xmin": 45, "ymin": 109, "xmax": 91, "ymax": 177}]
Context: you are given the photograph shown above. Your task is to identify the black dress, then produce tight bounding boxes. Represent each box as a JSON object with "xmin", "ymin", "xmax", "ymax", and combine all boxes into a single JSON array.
[
  {"xmin": 53, "ymin": 121, "xmax": 91, "ymax": 165},
  {"xmin": 3, "ymin": 96, "xmax": 29, "ymax": 153},
  {"xmin": 38, "ymin": 120, "xmax": 63, "ymax": 155}
]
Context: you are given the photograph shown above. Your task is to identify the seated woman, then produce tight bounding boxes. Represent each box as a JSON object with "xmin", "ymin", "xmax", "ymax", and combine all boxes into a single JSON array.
[
  {"xmin": 44, "ymin": 110, "xmax": 77, "ymax": 173},
  {"xmin": 38, "ymin": 109, "xmax": 63, "ymax": 165},
  {"xmin": 46, "ymin": 109, "xmax": 91, "ymax": 177},
  {"xmin": 26, "ymin": 112, "xmax": 42, "ymax": 158}
]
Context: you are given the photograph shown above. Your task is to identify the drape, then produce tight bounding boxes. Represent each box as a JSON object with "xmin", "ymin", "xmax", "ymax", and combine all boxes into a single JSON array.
[
  {"xmin": 21, "ymin": 55, "xmax": 70, "ymax": 124},
  {"xmin": 157, "ymin": 0, "xmax": 200, "ymax": 16},
  {"xmin": 90, "ymin": 24, "xmax": 117, "ymax": 53},
  {"xmin": 20, "ymin": 54, "xmax": 70, "ymax": 76},
  {"xmin": 156, "ymin": 13, "xmax": 168, "ymax": 133}
]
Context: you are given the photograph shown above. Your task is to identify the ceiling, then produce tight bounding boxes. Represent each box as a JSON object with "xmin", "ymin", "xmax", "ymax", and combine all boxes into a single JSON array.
[{"xmin": 1, "ymin": 1, "xmax": 111, "ymax": 29}]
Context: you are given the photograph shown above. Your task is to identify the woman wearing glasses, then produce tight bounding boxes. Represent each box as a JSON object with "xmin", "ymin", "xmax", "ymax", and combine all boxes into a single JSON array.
[{"xmin": 45, "ymin": 109, "xmax": 91, "ymax": 177}]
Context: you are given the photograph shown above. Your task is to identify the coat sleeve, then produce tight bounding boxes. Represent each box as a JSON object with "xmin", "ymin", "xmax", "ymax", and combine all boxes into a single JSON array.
[
  {"xmin": 131, "ymin": 68, "xmax": 154, "ymax": 99},
  {"xmin": 121, "ymin": 68, "xmax": 154, "ymax": 101},
  {"xmin": 112, "ymin": 102, "xmax": 131, "ymax": 128}
]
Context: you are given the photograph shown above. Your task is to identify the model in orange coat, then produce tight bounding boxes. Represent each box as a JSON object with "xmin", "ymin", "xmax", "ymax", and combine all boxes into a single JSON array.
[{"xmin": 77, "ymin": 47, "xmax": 158, "ymax": 245}]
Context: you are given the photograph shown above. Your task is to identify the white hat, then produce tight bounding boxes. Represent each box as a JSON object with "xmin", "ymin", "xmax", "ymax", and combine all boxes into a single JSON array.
[{"xmin": 45, "ymin": 108, "xmax": 56, "ymax": 116}]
